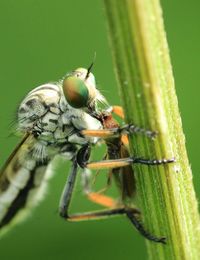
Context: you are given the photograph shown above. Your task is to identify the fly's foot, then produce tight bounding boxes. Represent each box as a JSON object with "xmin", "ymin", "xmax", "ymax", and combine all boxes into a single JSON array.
[{"xmin": 126, "ymin": 209, "xmax": 167, "ymax": 244}]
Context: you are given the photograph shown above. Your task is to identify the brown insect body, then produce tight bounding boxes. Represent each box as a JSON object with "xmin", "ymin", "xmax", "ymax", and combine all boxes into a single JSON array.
[{"xmin": 101, "ymin": 113, "xmax": 136, "ymax": 201}]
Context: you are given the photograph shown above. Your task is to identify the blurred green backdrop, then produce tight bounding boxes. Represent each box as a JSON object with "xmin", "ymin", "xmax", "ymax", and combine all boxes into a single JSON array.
[{"xmin": 0, "ymin": 1, "xmax": 199, "ymax": 259}]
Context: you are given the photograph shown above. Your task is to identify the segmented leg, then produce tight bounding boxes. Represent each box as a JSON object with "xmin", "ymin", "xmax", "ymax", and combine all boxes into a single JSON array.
[
  {"xmin": 86, "ymin": 157, "xmax": 175, "ymax": 170},
  {"xmin": 58, "ymin": 158, "xmax": 140, "ymax": 220},
  {"xmin": 60, "ymin": 171, "xmax": 165, "ymax": 244},
  {"xmin": 59, "ymin": 150, "xmax": 167, "ymax": 243},
  {"xmin": 59, "ymin": 158, "xmax": 79, "ymax": 218},
  {"xmin": 81, "ymin": 124, "xmax": 157, "ymax": 139},
  {"xmin": 66, "ymin": 207, "xmax": 139, "ymax": 221},
  {"xmin": 126, "ymin": 209, "xmax": 166, "ymax": 244}
]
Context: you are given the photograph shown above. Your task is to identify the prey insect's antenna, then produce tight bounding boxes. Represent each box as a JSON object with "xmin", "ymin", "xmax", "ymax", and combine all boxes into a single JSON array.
[{"xmin": 85, "ymin": 52, "xmax": 96, "ymax": 79}]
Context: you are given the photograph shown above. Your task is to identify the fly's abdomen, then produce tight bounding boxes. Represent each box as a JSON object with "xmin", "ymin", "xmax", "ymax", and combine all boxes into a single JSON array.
[{"xmin": 0, "ymin": 135, "xmax": 51, "ymax": 233}]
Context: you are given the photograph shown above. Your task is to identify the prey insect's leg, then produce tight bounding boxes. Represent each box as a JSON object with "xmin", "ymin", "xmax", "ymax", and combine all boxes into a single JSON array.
[
  {"xmin": 108, "ymin": 105, "xmax": 124, "ymax": 118},
  {"xmin": 81, "ymin": 168, "xmax": 116, "ymax": 208},
  {"xmin": 86, "ymin": 157, "xmax": 175, "ymax": 170},
  {"xmin": 81, "ymin": 124, "xmax": 157, "ymax": 139},
  {"xmin": 86, "ymin": 191, "xmax": 117, "ymax": 208}
]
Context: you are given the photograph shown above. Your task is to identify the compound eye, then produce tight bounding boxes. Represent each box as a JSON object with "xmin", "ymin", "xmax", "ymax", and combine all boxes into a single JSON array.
[{"xmin": 62, "ymin": 76, "xmax": 89, "ymax": 108}]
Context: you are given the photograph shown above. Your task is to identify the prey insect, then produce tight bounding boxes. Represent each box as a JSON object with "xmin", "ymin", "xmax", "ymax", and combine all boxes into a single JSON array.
[{"xmin": 0, "ymin": 63, "xmax": 174, "ymax": 243}]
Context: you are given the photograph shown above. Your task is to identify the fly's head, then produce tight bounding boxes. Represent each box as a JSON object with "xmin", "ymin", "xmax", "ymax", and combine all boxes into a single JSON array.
[{"xmin": 62, "ymin": 64, "xmax": 107, "ymax": 115}]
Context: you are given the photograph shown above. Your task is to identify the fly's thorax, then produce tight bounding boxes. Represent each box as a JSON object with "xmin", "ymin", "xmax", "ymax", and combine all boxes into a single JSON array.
[
  {"xmin": 31, "ymin": 105, "xmax": 102, "ymax": 146},
  {"xmin": 17, "ymin": 83, "xmax": 69, "ymax": 144},
  {"xmin": 18, "ymin": 83, "xmax": 62, "ymax": 131},
  {"xmin": 62, "ymin": 107, "xmax": 103, "ymax": 145}
]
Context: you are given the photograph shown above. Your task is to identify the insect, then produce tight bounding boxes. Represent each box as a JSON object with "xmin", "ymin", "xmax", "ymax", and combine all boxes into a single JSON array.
[{"xmin": 0, "ymin": 63, "xmax": 174, "ymax": 242}]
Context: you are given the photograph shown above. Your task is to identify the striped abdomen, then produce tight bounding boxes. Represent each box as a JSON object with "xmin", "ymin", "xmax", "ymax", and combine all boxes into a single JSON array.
[{"xmin": 0, "ymin": 134, "xmax": 52, "ymax": 233}]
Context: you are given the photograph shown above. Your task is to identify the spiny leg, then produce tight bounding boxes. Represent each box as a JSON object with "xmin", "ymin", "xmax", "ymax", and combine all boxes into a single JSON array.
[
  {"xmin": 108, "ymin": 106, "xmax": 160, "ymax": 145},
  {"xmin": 126, "ymin": 209, "xmax": 166, "ymax": 244},
  {"xmin": 66, "ymin": 207, "xmax": 140, "ymax": 222},
  {"xmin": 59, "ymin": 152, "xmax": 167, "ymax": 243},
  {"xmin": 79, "ymin": 158, "xmax": 169, "ymax": 244},
  {"xmin": 59, "ymin": 168, "xmax": 140, "ymax": 221},
  {"xmin": 81, "ymin": 124, "xmax": 157, "ymax": 139},
  {"xmin": 59, "ymin": 169, "xmax": 139, "ymax": 221},
  {"xmin": 59, "ymin": 151, "xmax": 139, "ymax": 221},
  {"xmin": 67, "ymin": 206, "xmax": 165, "ymax": 243},
  {"xmin": 86, "ymin": 157, "xmax": 175, "ymax": 170}
]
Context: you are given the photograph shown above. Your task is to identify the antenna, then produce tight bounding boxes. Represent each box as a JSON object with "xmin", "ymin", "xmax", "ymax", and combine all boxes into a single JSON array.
[{"xmin": 85, "ymin": 52, "xmax": 96, "ymax": 79}]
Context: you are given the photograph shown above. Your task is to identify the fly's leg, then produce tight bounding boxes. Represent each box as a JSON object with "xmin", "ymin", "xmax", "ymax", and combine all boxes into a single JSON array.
[
  {"xmin": 60, "ymin": 171, "xmax": 140, "ymax": 220},
  {"xmin": 63, "ymin": 203, "xmax": 165, "ymax": 243},
  {"xmin": 65, "ymin": 207, "xmax": 140, "ymax": 222},
  {"xmin": 59, "ymin": 147, "xmax": 139, "ymax": 218},
  {"xmin": 58, "ymin": 158, "xmax": 140, "ymax": 226},
  {"xmin": 59, "ymin": 164, "xmax": 142, "ymax": 235},
  {"xmin": 75, "ymin": 146, "xmax": 169, "ymax": 244},
  {"xmin": 81, "ymin": 125, "xmax": 157, "ymax": 139},
  {"xmin": 59, "ymin": 158, "xmax": 79, "ymax": 218},
  {"xmin": 83, "ymin": 105, "xmax": 157, "ymax": 139},
  {"xmin": 85, "ymin": 157, "xmax": 175, "ymax": 170},
  {"xmin": 58, "ymin": 148, "xmax": 156, "ymax": 241},
  {"xmin": 126, "ymin": 209, "xmax": 166, "ymax": 244},
  {"xmin": 81, "ymin": 158, "xmax": 113, "ymax": 196},
  {"xmin": 59, "ymin": 168, "xmax": 138, "ymax": 220}
]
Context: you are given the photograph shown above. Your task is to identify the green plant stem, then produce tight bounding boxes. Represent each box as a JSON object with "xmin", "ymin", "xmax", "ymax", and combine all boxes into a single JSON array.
[{"xmin": 103, "ymin": 0, "xmax": 200, "ymax": 259}]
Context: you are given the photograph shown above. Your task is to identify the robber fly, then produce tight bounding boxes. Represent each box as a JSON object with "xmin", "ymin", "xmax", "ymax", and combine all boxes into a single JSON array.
[{"xmin": 0, "ymin": 62, "xmax": 174, "ymax": 243}]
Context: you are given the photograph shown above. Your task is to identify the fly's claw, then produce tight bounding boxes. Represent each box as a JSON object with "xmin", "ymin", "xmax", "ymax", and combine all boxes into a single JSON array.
[
  {"xmin": 157, "ymin": 237, "xmax": 167, "ymax": 244},
  {"xmin": 126, "ymin": 209, "xmax": 167, "ymax": 244}
]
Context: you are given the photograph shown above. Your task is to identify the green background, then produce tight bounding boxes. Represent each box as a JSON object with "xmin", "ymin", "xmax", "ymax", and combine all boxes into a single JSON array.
[{"xmin": 0, "ymin": 1, "xmax": 199, "ymax": 259}]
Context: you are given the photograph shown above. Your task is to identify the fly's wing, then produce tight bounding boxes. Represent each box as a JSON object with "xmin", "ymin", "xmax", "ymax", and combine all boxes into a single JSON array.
[
  {"xmin": 113, "ymin": 144, "xmax": 136, "ymax": 201},
  {"xmin": 0, "ymin": 133, "xmax": 53, "ymax": 235}
]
